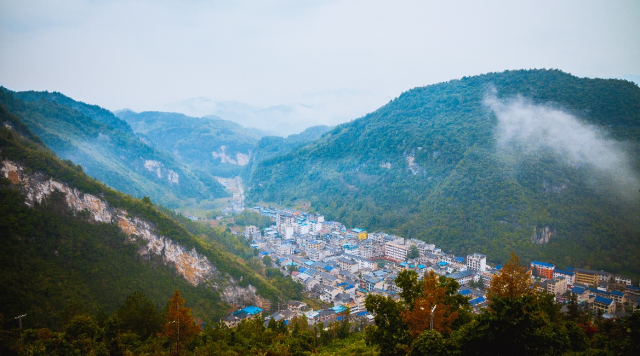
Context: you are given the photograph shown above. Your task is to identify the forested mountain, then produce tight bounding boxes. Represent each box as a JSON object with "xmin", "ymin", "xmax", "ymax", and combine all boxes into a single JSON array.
[
  {"xmin": 0, "ymin": 89, "xmax": 227, "ymax": 207},
  {"xmin": 248, "ymin": 69, "xmax": 640, "ymax": 276},
  {"xmin": 242, "ymin": 125, "xmax": 332, "ymax": 182},
  {"xmin": 115, "ymin": 110, "xmax": 263, "ymax": 178},
  {"xmin": 0, "ymin": 109, "xmax": 297, "ymax": 330}
]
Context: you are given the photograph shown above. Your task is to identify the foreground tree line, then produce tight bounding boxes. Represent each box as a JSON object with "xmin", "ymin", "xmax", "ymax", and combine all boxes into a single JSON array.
[
  {"xmin": 365, "ymin": 253, "xmax": 640, "ymax": 356},
  {"xmin": 1, "ymin": 253, "xmax": 639, "ymax": 355}
]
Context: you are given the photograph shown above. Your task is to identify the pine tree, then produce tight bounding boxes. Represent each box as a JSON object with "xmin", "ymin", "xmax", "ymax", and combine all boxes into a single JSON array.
[{"xmin": 160, "ymin": 290, "xmax": 200, "ymax": 355}]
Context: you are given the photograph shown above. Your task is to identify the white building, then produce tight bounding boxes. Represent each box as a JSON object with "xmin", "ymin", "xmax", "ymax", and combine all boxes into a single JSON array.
[
  {"xmin": 385, "ymin": 239, "xmax": 408, "ymax": 263},
  {"xmin": 467, "ymin": 253, "xmax": 487, "ymax": 272}
]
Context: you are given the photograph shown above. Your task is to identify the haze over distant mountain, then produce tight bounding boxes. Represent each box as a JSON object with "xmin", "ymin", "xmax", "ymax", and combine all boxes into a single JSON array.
[
  {"xmin": 117, "ymin": 109, "xmax": 332, "ymax": 179},
  {"xmin": 248, "ymin": 69, "xmax": 640, "ymax": 277},
  {"xmin": 0, "ymin": 89, "xmax": 228, "ymax": 207},
  {"xmin": 162, "ymin": 89, "xmax": 389, "ymax": 136}
]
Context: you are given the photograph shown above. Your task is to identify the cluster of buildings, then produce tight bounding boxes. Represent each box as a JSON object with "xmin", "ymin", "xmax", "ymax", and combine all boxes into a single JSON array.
[
  {"xmin": 222, "ymin": 206, "xmax": 638, "ymax": 326},
  {"xmin": 530, "ymin": 261, "xmax": 638, "ymax": 317}
]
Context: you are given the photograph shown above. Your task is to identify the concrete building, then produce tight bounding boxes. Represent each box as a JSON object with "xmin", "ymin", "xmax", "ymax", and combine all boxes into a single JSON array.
[
  {"xmin": 574, "ymin": 268, "xmax": 600, "ymax": 287},
  {"xmin": 531, "ymin": 261, "xmax": 555, "ymax": 279},
  {"xmin": 385, "ymin": 240, "xmax": 408, "ymax": 263},
  {"xmin": 592, "ymin": 296, "xmax": 615, "ymax": 314},
  {"xmin": 543, "ymin": 278, "xmax": 567, "ymax": 297},
  {"xmin": 553, "ymin": 270, "xmax": 575, "ymax": 285},
  {"xmin": 467, "ymin": 253, "xmax": 487, "ymax": 272}
]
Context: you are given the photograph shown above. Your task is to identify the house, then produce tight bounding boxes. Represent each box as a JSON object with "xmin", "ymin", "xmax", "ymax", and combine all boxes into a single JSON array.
[
  {"xmin": 448, "ymin": 270, "xmax": 476, "ymax": 286},
  {"xmin": 543, "ymin": 278, "xmax": 567, "ymax": 297},
  {"xmin": 570, "ymin": 286, "xmax": 589, "ymax": 303},
  {"xmin": 385, "ymin": 239, "xmax": 408, "ymax": 263},
  {"xmin": 592, "ymin": 296, "xmax": 615, "ymax": 314},
  {"xmin": 553, "ymin": 270, "xmax": 575, "ymax": 285},
  {"xmin": 337, "ymin": 257, "xmax": 359, "ymax": 273}
]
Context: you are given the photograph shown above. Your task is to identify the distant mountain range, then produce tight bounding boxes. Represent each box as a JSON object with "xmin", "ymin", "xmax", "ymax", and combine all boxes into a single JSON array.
[
  {"xmin": 247, "ymin": 69, "xmax": 640, "ymax": 277},
  {"xmin": 115, "ymin": 110, "xmax": 331, "ymax": 179}
]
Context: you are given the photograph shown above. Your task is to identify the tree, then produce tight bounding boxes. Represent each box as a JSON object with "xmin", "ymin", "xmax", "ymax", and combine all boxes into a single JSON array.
[
  {"xmin": 486, "ymin": 252, "xmax": 534, "ymax": 304},
  {"xmin": 262, "ymin": 255, "xmax": 273, "ymax": 266},
  {"xmin": 160, "ymin": 290, "xmax": 200, "ymax": 355},
  {"xmin": 406, "ymin": 245, "xmax": 419, "ymax": 260},
  {"xmin": 114, "ymin": 290, "xmax": 163, "ymax": 341},
  {"xmin": 364, "ymin": 295, "xmax": 412, "ymax": 356},
  {"xmin": 402, "ymin": 271, "xmax": 458, "ymax": 337}
]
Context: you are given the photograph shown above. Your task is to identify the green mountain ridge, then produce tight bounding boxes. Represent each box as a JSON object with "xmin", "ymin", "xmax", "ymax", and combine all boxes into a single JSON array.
[
  {"xmin": 0, "ymin": 109, "xmax": 288, "ymax": 329},
  {"xmin": 248, "ymin": 69, "xmax": 640, "ymax": 276},
  {"xmin": 0, "ymin": 89, "xmax": 228, "ymax": 208}
]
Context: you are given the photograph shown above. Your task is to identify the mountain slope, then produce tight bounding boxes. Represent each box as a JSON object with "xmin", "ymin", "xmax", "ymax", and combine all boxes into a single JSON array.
[
  {"xmin": 0, "ymin": 89, "xmax": 227, "ymax": 207},
  {"xmin": 242, "ymin": 125, "xmax": 332, "ymax": 182},
  {"xmin": 116, "ymin": 110, "xmax": 261, "ymax": 178},
  {"xmin": 248, "ymin": 69, "xmax": 640, "ymax": 276},
  {"xmin": 0, "ymin": 112, "xmax": 283, "ymax": 329}
]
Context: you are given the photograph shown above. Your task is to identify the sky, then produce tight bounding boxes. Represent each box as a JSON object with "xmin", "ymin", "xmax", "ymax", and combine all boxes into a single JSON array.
[{"xmin": 1, "ymin": 0, "xmax": 639, "ymax": 134}]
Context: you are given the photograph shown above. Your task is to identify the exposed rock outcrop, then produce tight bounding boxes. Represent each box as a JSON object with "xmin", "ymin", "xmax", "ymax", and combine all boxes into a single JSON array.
[
  {"xmin": 1, "ymin": 159, "xmax": 268, "ymax": 307},
  {"xmin": 531, "ymin": 226, "xmax": 553, "ymax": 244}
]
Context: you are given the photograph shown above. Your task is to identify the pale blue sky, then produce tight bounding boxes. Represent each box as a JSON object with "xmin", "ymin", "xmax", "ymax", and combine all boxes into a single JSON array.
[{"xmin": 1, "ymin": 0, "xmax": 639, "ymax": 133}]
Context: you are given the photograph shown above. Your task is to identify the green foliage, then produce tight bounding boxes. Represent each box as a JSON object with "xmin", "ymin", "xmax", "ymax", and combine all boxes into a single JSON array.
[
  {"xmin": 113, "ymin": 291, "xmax": 163, "ymax": 341},
  {"xmin": 233, "ymin": 210, "xmax": 272, "ymax": 229},
  {"xmin": 0, "ymin": 89, "xmax": 228, "ymax": 208},
  {"xmin": 248, "ymin": 69, "xmax": 640, "ymax": 277},
  {"xmin": 406, "ymin": 245, "xmax": 419, "ymax": 260},
  {"xmin": 0, "ymin": 123, "xmax": 286, "ymax": 329}
]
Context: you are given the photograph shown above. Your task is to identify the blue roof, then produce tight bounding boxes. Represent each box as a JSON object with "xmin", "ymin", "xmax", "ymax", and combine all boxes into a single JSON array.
[
  {"xmin": 399, "ymin": 262, "xmax": 407, "ymax": 267},
  {"xmin": 458, "ymin": 289, "xmax": 472, "ymax": 296},
  {"xmin": 260, "ymin": 252, "xmax": 270, "ymax": 255},
  {"xmin": 417, "ymin": 264, "xmax": 426, "ymax": 269},
  {"xmin": 240, "ymin": 306, "xmax": 262, "ymax": 315},
  {"xmin": 469, "ymin": 297, "xmax": 486, "ymax": 306},
  {"xmin": 594, "ymin": 296, "xmax": 613, "ymax": 305},
  {"xmin": 531, "ymin": 261, "xmax": 555, "ymax": 268},
  {"xmin": 331, "ymin": 305, "xmax": 347, "ymax": 313},
  {"xmin": 298, "ymin": 267, "xmax": 307, "ymax": 273},
  {"xmin": 285, "ymin": 261, "xmax": 298, "ymax": 266},
  {"xmin": 336, "ymin": 316, "xmax": 345, "ymax": 322},
  {"xmin": 439, "ymin": 261, "xmax": 448, "ymax": 266},
  {"xmin": 352, "ymin": 228, "xmax": 365, "ymax": 233},
  {"xmin": 305, "ymin": 261, "xmax": 314, "ymax": 266},
  {"xmin": 356, "ymin": 311, "xmax": 370, "ymax": 316},
  {"xmin": 627, "ymin": 285, "xmax": 640, "ymax": 291},
  {"xmin": 611, "ymin": 290, "xmax": 624, "ymax": 297},
  {"xmin": 494, "ymin": 265, "xmax": 502, "ymax": 270},
  {"xmin": 555, "ymin": 269, "xmax": 574, "ymax": 276},
  {"xmin": 456, "ymin": 257, "xmax": 465, "ymax": 263},
  {"xmin": 572, "ymin": 286, "xmax": 586, "ymax": 294},
  {"xmin": 324, "ymin": 266, "xmax": 334, "ymax": 271},
  {"xmin": 278, "ymin": 258, "xmax": 286, "ymax": 262}
]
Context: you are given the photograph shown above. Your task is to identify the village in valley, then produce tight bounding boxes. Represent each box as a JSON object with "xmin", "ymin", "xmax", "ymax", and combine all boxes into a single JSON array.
[{"xmin": 214, "ymin": 206, "xmax": 640, "ymax": 328}]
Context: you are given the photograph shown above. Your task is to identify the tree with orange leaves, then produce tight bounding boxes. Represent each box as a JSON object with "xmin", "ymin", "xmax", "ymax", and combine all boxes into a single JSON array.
[
  {"xmin": 486, "ymin": 252, "xmax": 534, "ymax": 305},
  {"xmin": 402, "ymin": 271, "xmax": 458, "ymax": 337},
  {"xmin": 160, "ymin": 290, "xmax": 201, "ymax": 355}
]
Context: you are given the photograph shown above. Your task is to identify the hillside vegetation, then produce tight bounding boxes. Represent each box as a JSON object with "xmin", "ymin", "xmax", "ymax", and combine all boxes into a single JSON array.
[
  {"xmin": 1, "ymin": 89, "xmax": 227, "ymax": 208},
  {"xmin": 248, "ymin": 69, "xmax": 640, "ymax": 276},
  {"xmin": 0, "ymin": 110, "xmax": 297, "ymax": 329}
]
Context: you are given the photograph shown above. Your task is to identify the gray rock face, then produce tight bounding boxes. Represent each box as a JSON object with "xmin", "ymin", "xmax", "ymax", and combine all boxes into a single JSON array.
[
  {"xmin": 1, "ymin": 159, "xmax": 269, "ymax": 308},
  {"xmin": 531, "ymin": 226, "xmax": 553, "ymax": 244}
]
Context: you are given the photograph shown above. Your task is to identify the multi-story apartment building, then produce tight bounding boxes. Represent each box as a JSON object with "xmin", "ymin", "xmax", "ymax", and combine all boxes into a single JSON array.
[
  {"xmin": 553, "ymin": 270, "xmax": 575, "ymax": 285},
  {"xmin": 467, "ymin": 253, "xmax": 487, "ymax": 272},
  {"xmin": 531, "ymin": 261, "xmax": 555, "ymax": 279},
  {"xmin": 542, "ymin": 278, "xmax": 567, "ymax": 296},
  {"xmin": 385, "ymin": 239, "xmax": 408, "ymax": 263},
  {"xmin": 574, "ymin": 268, "xmax": 600, "ymax": 287},
  {"xmin": 592, "ymin": 296, "xmax": 615, "ymax": 314}
]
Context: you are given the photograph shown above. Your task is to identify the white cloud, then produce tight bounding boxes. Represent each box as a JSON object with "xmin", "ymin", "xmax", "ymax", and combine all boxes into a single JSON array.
[{"xmin": 486, "ymin": 93, "xmax": 640, "ymax": 201}]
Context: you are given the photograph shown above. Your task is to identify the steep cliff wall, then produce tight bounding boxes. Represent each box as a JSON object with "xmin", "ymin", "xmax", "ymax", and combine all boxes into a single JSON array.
[{"xmin": 1, "ymin": 159, "xmax": 269, "ymax": 308}]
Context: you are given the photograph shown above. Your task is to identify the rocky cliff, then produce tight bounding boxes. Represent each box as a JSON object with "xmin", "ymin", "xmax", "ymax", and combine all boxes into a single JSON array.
[{"xmin": 1, "ymin": 159, "xmax": 269, "ymax": 308}]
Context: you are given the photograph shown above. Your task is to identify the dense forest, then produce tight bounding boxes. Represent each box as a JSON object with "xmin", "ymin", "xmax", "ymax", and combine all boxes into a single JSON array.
[
  {"xmin": 0, "ymin": 89, "xmax": 228, "ymax": 208},
  {"xmin": 248, "ymin": 69, "xmax": 640, "ymax": 277}
]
